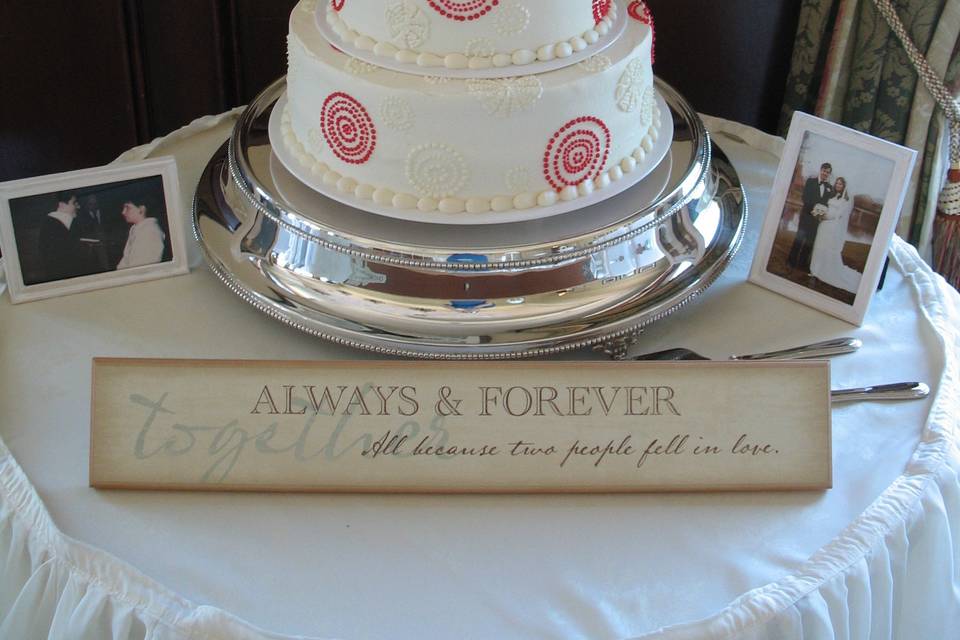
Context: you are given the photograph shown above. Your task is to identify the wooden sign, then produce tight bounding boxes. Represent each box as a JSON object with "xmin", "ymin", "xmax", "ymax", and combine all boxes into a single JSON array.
[{"xmin": 90, "ymin": 359, "xmax": 832, "ymax": 493}]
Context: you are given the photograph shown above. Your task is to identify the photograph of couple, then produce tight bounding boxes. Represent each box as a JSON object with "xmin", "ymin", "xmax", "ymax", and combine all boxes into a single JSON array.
[
  {"xmin": 766, "ymin": 131, "xmax": 895, "ymax": 305},
  {"xmin": 8, "ymin": 175, "xmax": 172, "ymax": 286}
]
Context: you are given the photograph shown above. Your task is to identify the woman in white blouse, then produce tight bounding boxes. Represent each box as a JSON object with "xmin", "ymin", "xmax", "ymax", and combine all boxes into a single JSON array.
[{"xmin": 116, "ymin": 199, "xmax": 166, "ymax": 270}]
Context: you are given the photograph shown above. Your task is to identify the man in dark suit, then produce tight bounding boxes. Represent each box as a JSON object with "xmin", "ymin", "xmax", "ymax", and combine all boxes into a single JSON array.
[
  {"xmin": 75, "ymin": 193, "xmax": 111, "ymax": 273},
  {"xmin": 37, "ymin": 190, "xmax": 86, "ymax": 283},
  {"xmin": 787, "ymin": 162, "xmax": 834, "ymax": 272}
]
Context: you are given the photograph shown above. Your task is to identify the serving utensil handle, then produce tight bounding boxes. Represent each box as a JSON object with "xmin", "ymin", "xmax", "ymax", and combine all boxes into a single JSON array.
[
  {"xmin": 730, "ymin": 337, "xmax": 862, "ymax": 361},
  {"xmin": 831, "ymin": 382, "xmax": 930, "ymax": 403}
]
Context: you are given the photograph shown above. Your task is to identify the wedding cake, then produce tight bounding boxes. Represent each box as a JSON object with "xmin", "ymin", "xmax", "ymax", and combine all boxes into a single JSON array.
[{"xmin": 279, "ymin": 0, "xmax": 659, "ymax": 217}]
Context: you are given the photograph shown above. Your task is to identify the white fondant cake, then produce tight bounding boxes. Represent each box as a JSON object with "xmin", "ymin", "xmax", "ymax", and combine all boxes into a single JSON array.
[
  {"xmin": 325, "ymin": 0, "xmax": 618, "ymax": 71},
  {"xmin": 282, "ymin": 0, "xmax": 659, "ymax": 216}
]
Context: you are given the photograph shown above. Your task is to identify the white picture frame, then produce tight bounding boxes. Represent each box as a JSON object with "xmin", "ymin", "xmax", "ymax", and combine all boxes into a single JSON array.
[
  {"xmin": 749, "ymin": 112, "xmax": 917, "ymax": 326},
  {"xmin": 0, "ymin": 157, "xmax": 188, "ymax": 303}
]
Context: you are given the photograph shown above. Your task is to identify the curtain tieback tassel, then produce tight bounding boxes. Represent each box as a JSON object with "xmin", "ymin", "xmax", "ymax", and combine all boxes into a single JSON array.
[
  {"xmin": 875, "ymin": 0, "xmax": 960, "ymax": 288},
  {"xmin": 934, "ymin": 165, "xmax": 960, "ymax": 284}
]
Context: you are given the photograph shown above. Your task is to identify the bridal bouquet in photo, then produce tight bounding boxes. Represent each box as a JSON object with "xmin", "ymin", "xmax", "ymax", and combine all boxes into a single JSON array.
[{"xmin": 812, "ymin": 203, "xmax": 829, "ymax": 219}]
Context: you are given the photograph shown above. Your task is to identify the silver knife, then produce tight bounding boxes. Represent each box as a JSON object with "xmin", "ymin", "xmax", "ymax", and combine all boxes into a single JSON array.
[{"xmin": 831, "ymin": 382, "xmax": 930, "ymax": 403}]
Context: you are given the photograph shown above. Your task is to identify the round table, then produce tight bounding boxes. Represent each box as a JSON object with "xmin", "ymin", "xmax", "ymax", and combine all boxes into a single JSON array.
[{"xmin": 0, "ymin": 111, "xmax": 958, "ymax": 640}]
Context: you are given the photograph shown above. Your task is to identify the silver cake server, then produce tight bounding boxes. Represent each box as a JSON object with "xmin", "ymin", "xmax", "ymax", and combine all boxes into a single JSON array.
[
  {"xmin": 632, "ymin": 339, "xmax": 927, "ymax": 403},
  {"xmin": 633, "ymin": 337, "xmax": 862, "ymax": 361}
]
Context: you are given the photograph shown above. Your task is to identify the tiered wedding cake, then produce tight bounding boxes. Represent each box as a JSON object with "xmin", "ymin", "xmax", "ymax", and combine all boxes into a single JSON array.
[
  {"xmin": 193, "ymin": 0, "xmax": 740, "ymax": 357},
  {"xmin": 279, "ymin": 0, "xmax": 658, "ymax": 216}
]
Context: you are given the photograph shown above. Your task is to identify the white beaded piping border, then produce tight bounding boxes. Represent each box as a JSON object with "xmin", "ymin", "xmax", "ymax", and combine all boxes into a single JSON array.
[
  {"xmin": 326, "ymin": 3, "xmax": 618, "ymax": 71},
  {"xmin": 280, "ymin": 104, "xmax": 662, "ymax": 215}
]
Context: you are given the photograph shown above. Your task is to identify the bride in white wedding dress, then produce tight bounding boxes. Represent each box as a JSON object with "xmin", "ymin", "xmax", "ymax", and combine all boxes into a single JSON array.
[{"xmin": 810, "ymin": 177, "xmax": 864, "ymax": 294}]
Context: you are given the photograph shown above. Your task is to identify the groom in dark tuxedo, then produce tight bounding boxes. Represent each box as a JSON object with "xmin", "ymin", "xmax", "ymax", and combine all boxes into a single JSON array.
[
  {"xmin": 787, "ymin": 162, "xmax": 834, "ymax": 273},
  {"xmin": 75, "ymin": 193, "xmax": 111, "ymax": 273}
]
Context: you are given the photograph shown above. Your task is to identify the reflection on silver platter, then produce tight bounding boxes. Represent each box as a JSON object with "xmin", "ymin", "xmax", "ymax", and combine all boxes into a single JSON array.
[
  {"xmin": 268, "ymin": 93, "xmax": 675, "ymax": 225},
  {"xmin": 192, "ymin": 78, "xmax": 747, "ymax": 359}
]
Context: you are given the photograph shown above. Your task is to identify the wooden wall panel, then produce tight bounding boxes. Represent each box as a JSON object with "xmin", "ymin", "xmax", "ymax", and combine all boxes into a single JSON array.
[
  {"xmin": 135, "ymin": 0, "xmax": 234, "ymax": 138},
  {"xmin": 0, "ymin": 1, "xmax": 140, "ymax": 181},
  {"xmin": 234, "ymin": 0, "xmax": 299, "ymax": 103},
  {"xmin": 647, "ymin": 0, "xmax": 800, "ymax": 134}
]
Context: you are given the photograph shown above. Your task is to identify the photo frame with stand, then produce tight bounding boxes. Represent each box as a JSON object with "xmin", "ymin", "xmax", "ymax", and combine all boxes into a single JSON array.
[
  {"xmin": 0, "ymin": 157, "xmax": 188, "ymax": 304},
  {"xmin": 749, "ymin": 112, "xmax": 917, "ymax": 326}
]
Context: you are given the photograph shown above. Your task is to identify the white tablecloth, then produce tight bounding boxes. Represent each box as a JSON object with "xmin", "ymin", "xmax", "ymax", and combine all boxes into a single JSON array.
[{"xmin": 0, "ymin": 112, "xmax": 958, "ymax": 640}]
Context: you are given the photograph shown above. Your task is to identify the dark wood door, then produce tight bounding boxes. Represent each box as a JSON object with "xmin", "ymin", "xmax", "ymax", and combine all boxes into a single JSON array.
[{"xmin": 0, "ymin": 0, "xmax": 296, "ymax": 182}]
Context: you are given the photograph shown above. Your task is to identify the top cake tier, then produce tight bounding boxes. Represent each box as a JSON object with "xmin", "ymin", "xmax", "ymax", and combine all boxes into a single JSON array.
[{"xmin": 324, "ymin": 0, "xmax": 617, "ymax": 72}]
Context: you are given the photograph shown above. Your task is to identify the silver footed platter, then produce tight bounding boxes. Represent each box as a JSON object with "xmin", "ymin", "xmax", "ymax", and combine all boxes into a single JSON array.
[{"xmin": 192, "ymin": 78, "xmax": 747, "ymax": 359}]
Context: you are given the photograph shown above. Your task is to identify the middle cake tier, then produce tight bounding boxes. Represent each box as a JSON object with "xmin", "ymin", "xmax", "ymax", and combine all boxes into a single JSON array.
[{"xmin": 283, "ymin": 0, "xmax": 658, "ymax": 216}]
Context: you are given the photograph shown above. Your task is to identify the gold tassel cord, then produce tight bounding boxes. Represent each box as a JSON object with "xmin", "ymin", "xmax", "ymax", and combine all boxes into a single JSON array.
[
  {"xmin": 937, "ymin": 166, "xmax": 960, "ymax": 214},
  {"xmin": 872, "ymin": 0, "xmax": 960, "ymax": 288},
  {"xmin": 935, "ymin": 167, "xmax": 960, "ymax": 282}
]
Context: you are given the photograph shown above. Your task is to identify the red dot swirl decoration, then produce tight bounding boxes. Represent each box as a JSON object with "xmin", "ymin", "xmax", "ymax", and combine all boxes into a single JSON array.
[
  {"xmin": 427, "ymin": 0, "xmax": 499, "ymax": 22},
  {"xmin": 321, "ymin": 92, "xmax": 377, "ymax": 165},
  {"xmin": 331, "ymin": 0, "xmax": 345, "ymax": 11},
  {"xmin": 542, "ymin": 117, "xmax": 611, "ymax": 192},
  {"xmin": 592, "ymin": 0, "xmax": 612, "ymax": 23}
]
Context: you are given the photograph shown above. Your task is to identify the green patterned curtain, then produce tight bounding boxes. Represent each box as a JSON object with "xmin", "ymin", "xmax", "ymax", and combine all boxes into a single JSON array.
[{"xmin": 780, "ymin": 0, "xmax": 960, "ymax": 276}]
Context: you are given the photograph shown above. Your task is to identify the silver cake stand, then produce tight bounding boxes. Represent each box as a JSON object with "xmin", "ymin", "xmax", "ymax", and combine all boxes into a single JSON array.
[{"xmin": 192, "ymin": 78, "xmax": 747, "ymax": 359}]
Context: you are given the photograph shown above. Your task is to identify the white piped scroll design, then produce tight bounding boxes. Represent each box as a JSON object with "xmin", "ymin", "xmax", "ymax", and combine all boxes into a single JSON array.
[
  {"xmin": 386, "ymin": 1, "xmax": 431, "ymax": 49},
  {"xmin": 381, "ymin": 96, "xmax": 415, "ymax": 131},
  {"xmin": 615, "ymin": 57, "xmax": 647, "ymax": 112},
  {"xmin": 579, "ymin": 54, "xmax": 612, "ymax": 72},
  {"xmin": 494, "ymin": 2, "xmax": 531, "ymax": 36},
  {"xmin": 406, "ymin": 143, "xmax": 470, "ymax": 198},
  {"xmin": 466, "ymin": 76, "xmax": 543, "ymax": 118}
]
